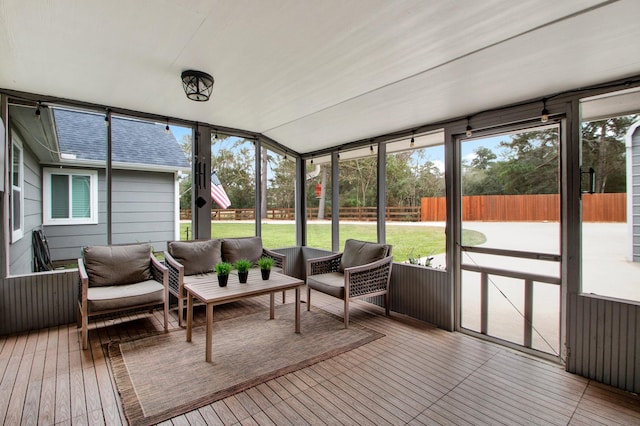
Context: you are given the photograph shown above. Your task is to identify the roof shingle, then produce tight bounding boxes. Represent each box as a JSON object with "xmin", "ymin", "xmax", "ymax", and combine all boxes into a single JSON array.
[{"xmin": 54, "ymin": 108, "xmax": 190, "ymax": 169}]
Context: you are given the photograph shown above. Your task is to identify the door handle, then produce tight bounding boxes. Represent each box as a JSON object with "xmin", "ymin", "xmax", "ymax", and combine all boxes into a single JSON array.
[{"xmin": 580, "ymin": 167, "xmax": 595, "ymax": 195}]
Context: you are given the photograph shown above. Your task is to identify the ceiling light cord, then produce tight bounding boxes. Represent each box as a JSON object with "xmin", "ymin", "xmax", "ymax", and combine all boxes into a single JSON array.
[
  {"xmin": 465, "ymin": 117, "xmax": 473, "ymax": 137},
  {"xmin": 34, "ymin": 101, "xmax": 41, "ymax": 120}
]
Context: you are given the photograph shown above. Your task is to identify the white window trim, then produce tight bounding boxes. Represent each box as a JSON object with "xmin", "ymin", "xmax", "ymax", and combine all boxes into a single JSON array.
[
  {"xmin": 11, "ymin": 135, "xmax": 24, "ymax": 242},
  {"xmin": 43, "ymin": 168, "xmax": 99, "ymax": 225}
]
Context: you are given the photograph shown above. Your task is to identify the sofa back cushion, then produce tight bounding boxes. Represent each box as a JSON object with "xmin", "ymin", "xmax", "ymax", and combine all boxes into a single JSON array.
[
  {"xmin": 83, "ymin": 243, "xmax": 153, "ymax": 287},
  {"xmin": 339, "ymin": 239, "xmax": 389, "ymax": 272},
  {"xmin": 222, "ymin": 237, "xmax": 263, "ymax": 265},
  {"xmin": 168, "ymin": 239, "xmax": 222, "ymax": 275}
]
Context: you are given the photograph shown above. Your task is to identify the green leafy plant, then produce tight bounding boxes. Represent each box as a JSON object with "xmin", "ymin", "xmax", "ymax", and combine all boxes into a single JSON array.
[
  {"xmin": 215, "ymin": 262, "xmax": 232, "ymax": 276},
  {"xmin": 235, "ymin": 259, "xmax": 252, "ymax": 273},
  {"xmin": 258, "ymin": 256, "xmax": 274, "ymax": 270},
  {"xmin": 407, "ymin": 249, "xmax": 434, "ymax": 267}
]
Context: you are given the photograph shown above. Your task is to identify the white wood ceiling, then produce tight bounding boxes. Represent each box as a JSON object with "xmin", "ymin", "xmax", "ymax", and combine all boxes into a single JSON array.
[{"xmin": 1, "ymin": 0, "xmax": 639, "ymax": 154}]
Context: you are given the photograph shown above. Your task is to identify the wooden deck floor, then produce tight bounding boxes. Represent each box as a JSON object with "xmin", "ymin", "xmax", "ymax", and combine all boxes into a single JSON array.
[{"xmin": 1, "ymin": 290, "xmax": 639, "ymax": 425}]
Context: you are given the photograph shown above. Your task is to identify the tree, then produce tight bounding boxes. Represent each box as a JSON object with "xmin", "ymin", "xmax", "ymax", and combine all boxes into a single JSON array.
[
  {"xmin": 470, "ymin": 146, "xmax": 497, "ymax": 170},
  {"xmin": 211, "ymin": 138, "xmax": 255, "ymax": 208},
  {"xmin": 267, "ymin": 155, "xmax": 296, "ymax": 209},
  {"xmin": 178, "ymin": 134, "xmax": 193, "ymax": 210},
  {"xmin": 339, "ymin": 157, "xmax": 377, "ymax": 207},
  {"xmin": 582, "ymin": 116, "xmax": 636, "ymax": 193},
  {"xmin": 497, "ymin": 129, "xmax": 559, "ymax": 194}
]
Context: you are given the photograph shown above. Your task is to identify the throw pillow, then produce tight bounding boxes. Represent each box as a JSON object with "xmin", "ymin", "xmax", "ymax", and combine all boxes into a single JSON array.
[
  {"xmin": 83, "ymin": 243, "xmax": 153, "ymax": 287},
  {"xmin": 222, "ymin": 237, "xmax": 263, "ymax": 264},
  {"xmin": 339, "ymin": 239, "xmax": 388, "ymax": 272},
  {"xmin": 168, "ymin": 239, "xmax": 222, "ymax": 275}
]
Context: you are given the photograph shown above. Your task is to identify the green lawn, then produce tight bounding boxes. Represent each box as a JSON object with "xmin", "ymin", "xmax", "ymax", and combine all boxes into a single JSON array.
[{"xmin": 180, "ymin": 222, "xmax": 486, "ymax": 263}]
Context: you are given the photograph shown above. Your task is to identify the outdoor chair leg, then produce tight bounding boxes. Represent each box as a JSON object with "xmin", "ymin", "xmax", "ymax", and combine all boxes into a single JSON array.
[
  {"xmin": 81, "ymin": 314, "xmax": 89, "ymax": 350},
  {"xmin": 385, "ymin": 293, "xmax": 390, "ymax": 316},
  {"xmin": 178, "ymin": 297, "xmax": 185, "ymax": 328},
  {"xmin": 344, "ymin": 298, "xmax": 349, "ymax": 329},
  {"xmin": 306, "ymin": 286, "xmax": 311, "ymax": 311}
]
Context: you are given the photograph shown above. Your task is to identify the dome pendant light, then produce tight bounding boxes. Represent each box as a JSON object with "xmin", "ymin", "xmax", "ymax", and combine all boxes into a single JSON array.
[{"xmin": 181, "ymin": 70, "xmax": 214, "ymax": 101}]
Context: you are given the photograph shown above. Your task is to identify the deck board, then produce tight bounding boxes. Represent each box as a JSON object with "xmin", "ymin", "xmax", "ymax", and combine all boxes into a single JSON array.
[{"xmin": 0, "ymin": 291, "xmax": 639, "ymax": 425}]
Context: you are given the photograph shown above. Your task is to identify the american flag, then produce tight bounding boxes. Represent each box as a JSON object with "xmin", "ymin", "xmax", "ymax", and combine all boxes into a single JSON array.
[{"xmin": 211, "ymin": 171, "xmax": 231, "ymax": 209}]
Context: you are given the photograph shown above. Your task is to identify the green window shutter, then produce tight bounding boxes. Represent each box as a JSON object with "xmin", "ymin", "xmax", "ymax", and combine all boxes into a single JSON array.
[
  {"xmin": 71, "ymin": 175, "xmax": 91, "ymax": 218},
  {"xmin": 51, "ymin": 174, "xmax": 69, "ymax": 219}
]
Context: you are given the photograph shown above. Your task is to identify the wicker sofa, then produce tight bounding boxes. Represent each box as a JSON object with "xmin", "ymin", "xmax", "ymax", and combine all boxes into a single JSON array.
[
  {"xmin": 164, "ymin": 236, "xmax": 286, "ymax": 326},
  {"xmin": 78, "ymin": 243, "xmax": 169, "ymax": 350},
  {"xmin": 306, "ymin": 239, "xmax": 393, "ymax": 328}
]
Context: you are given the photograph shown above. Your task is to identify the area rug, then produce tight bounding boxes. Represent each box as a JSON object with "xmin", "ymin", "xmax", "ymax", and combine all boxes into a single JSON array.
[{"xmin": 108, "ymin": 303, "xmax": 384, "ymax": 426}]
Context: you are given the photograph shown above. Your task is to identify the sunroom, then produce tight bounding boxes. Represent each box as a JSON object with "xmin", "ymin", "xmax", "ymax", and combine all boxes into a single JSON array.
[{"xmin": 1, "ymin": 1, "xmax": 640, "ymax": 424}]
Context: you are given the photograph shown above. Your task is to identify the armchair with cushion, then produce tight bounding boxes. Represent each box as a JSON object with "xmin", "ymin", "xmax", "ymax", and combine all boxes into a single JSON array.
[
  {"xmin": 306, "ymin": 239, "xmax": 393, "ymax": 328},
  {"xmin": 78, "ymin": 243, "xmax": 169, "ymax": 350},
  {"xmin": 164, "ymin": 236, "xmax": 286, "ymax": 326}
]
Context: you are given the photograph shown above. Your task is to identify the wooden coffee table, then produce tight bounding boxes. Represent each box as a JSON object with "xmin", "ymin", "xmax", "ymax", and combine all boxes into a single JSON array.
[{"xmin": 184, "ymin": 271, "xmax": 304, "ymax": 362}]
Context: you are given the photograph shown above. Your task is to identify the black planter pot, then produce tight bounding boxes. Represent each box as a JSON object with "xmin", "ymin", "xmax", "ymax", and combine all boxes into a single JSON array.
[
  {"xmin": 218, "ymin": 274, "xmax": 229, "ymax": 287},
  {"xmin": 238, "ymin": 271, "xmax": 249, "ymax": 283},
  {"xmin": 261, "ymin": 269, "xmax": 271, "ymax": 280}
]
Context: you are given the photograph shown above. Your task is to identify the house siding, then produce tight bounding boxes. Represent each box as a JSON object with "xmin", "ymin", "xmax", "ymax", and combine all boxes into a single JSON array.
[
  {"xmin": 111, "ymin": 170, "xmax": 175, "ymax": 251},
  {"xmin": 631, "ymin": 127, "xmax": 640, "ymax": 261},
  {"xmin": 9, "ymin": 141, "xmax": 42, "ymax": 275},
  {"xmin": 44, "ymin": 169, "xmax": 176, "ymax": 260}
]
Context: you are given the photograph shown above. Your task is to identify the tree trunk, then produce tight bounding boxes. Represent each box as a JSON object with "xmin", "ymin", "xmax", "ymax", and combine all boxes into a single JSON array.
[
  {"xmin": 595, "ymin": 122, "xmax": 608, "ymax": 193},
  {"xmin": 261, "ymin": 146, "xmax": 268, "ymax": 218},
  {"xmin": 317, "ymin": 165, "xmax": 327, "ymax": 220}
]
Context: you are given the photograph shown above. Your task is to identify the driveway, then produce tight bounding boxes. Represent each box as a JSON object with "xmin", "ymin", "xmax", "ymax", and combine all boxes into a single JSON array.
[{"xmin": 430, "ymin": 221, "xmax": 639, "ymax": 355}]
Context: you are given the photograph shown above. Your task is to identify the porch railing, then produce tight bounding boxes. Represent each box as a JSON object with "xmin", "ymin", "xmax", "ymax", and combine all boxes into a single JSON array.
[
  {"xmin": 180, "ymin": 206, "xmax": 422, "ymax": 221},
  {"xmin": 460, "ymin": 245, "xmax": 561, "ymax": 357}
]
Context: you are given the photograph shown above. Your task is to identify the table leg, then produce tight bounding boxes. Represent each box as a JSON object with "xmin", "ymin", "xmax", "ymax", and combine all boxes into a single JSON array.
[
  {"xmin": 186, "ymin": 292, "xmax": 193, "ymax": 342},
  {"xmin": 206, "ymin": 303, "xmax": 213, "ymax": 362},
  {"xmin": 295, "ymin": 286, "xmax": 301, "ymax": 333},
  {"xmin": 270, "ymin": 293, "xmax": 275, "ymax": 319}
]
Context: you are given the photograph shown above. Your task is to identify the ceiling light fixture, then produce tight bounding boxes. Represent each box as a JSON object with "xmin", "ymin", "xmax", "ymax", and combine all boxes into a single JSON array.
[
  {"xmin": 181, "ymin": 70, "xmax": 214, "ymax": 101},
  {"xmin": 34, "ymin": 102, "xmax": 41, "ymax": 120},
  {"xmin": 370, "ymin": 145, "xmax": 374, "ymax": 153},
  {"xmin": 310, "ymin": 157, "xmax": 314, "ymax": 164},
  {"xmin": 214, "ymin": 129, "xmax": 218, "ymax": 139},
  {"xmin": 165, "ymin": 118, "xmax": 171, "ymax": 134},
  {"xmin": 410, "ymin": 132, "xmax": 415, "ymax": 148},
  {"xmin": 465, "ymin": 117, "xmax": 473, "ymax": 137},
  {"xmin": 104, "ymin": 110, "xmax": 110, "ymax": 127},
  {"xmin": 541, "ymin": 99, "xmax": 550, "ymax": 123}
]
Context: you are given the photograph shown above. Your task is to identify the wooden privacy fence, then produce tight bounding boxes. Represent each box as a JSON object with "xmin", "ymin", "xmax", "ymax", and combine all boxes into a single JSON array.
[
  {"xmin": 180, "ymin": 193, "xmax": 625, "ymax": 222},
  {"xmin": 421, "ymin": 193, "xmax": 626, "ymax": 222}
]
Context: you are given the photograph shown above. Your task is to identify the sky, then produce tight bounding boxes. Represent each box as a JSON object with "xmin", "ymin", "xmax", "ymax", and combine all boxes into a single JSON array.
[
  {"xmin": 170, "ymin": 124, "xmax": 510, "ymax": 172},
  {"xmin": 170, "ymin": 125, "xmax": 192, "ymax": 144}
]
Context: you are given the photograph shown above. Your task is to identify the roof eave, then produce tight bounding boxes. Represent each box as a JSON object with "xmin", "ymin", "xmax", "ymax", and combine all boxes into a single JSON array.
[{"xmin": 41, "ymin": 159, "xmax": 187, "ymax": 173}]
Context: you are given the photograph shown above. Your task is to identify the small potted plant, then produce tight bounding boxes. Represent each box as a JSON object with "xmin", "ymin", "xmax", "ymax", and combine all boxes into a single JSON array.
[
  {"xmin": 258, "ymin": 256, "xmax": 274, "ymax": 280},
  {"xmin": 235, "ymin": 259, "xmax": 252, "ymax": 283},
  {"xmin": 215, "ymin": 262, "xmax": 232, "ymax": 287}
]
